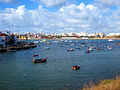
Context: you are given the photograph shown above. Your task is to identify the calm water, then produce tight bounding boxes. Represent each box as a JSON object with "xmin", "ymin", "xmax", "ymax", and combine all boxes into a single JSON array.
[{"xmin": 0, "ymin": 39, "xmax": 120, "ymax": 90}]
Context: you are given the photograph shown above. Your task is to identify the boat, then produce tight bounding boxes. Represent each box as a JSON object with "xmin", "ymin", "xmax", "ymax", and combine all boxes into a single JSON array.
[
  {"xmin": 33, "ymin": 41, "xmax": 39, "ymax": 43},
  {"xmin": 97, "ymin": 48, "xmax": 102, "ymax": 50},
  {"xmin": 67, "ymin": 48, "xmax": 75, "ymax": 51},
  {"xmin": 108, "ymin": 39, "xmax": 113, "ymax": 42},
  {"xmin": 23, "ymin": 45, "xmax": 31, "ymax": 50},
  {"xmin": 32, "ymin": 55, "xmax": 47, "ymax": 63},
  {"xmin": 80, "ymin": 44, "xmax": 86, "ymax": 47},
  {"xmin": 60, "ymin": 46, "xmax": 64, "ymax": 47},
  {"xmin": 7, "ymin": 47, "xmax": 17, "ymax": 52},
  {"xmin": 43, "ymin": 47, "xmax": 50, "ymax": 50},
  {"xmin": 0, "ymin": 48, "xmax": 7, "ymax": 52},
  {"xmin": 72, "ymin": 65, "xmax": 80, "ymax": 70},
  {"xmin": 88, "ymin": 47, "xmax": 94, "ymax": 51},
  {"xmin": 46, "ymin": 42, "xmax": 51, "ymax": 45},
  {"xmin": 107, "ymin": 45, "xmax": 112, "ymax": 50},
  {"xmin": 85, "ymin": 49, "xmax": 90, "ymax": 53},
  {"xmin": 42, "ymin": 39, "xmax": 47, "ymax": 42}
]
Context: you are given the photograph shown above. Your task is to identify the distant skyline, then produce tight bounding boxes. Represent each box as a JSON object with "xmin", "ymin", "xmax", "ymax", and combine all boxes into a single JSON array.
[{"xmin": 0, "ymin": 0, "xmax": 120, "ymax": 34}]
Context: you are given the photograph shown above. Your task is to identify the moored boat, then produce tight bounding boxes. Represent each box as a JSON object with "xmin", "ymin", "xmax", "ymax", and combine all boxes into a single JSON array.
[
  {"xmin": 107, "ymin": 45, "xmax": 112, "ymax": 50},
  {"xmin": 88, "ymin": 47, "xmax": 93, "ymax": 52},
  {"xmin": 0, "ymin": 48, "xmax": 7, "ymax": 52},
  {"xmin": 32, "ymin": 55, "xmax": 47, "ymax": 63},
  {"xmin": 67, "ymin": 48, "xmax": 75, "ymax": 51},
  {"xmin": 7, "ymin": 47, "xmax": 17, "ymax": 52},
  {"xmin": 43, "ymin": 47, "xmax": 50, "ymax": 50},
  {"xmin": 85, "ymin": 49, "xmax": 90, "ymax": 53},
  {"xmin": 72, "ymin": 65, "xmax": 80, "ymax": 70},
  {"xmin": 80, "ymin": 45, "xmax": 86, "ymax": 47},
  {"xmin": 97, "ymin": 48, "xmax": 102, "ymax": 50},
  {"xmin": 108, "ymin": 39, "xmax": 113, "ymax": 42}
]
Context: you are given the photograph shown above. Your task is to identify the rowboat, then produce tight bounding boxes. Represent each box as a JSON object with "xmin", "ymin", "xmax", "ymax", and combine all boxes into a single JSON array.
[{"xmin": 32, "ymin": 55, "xmax": 47, "ymax": 63}]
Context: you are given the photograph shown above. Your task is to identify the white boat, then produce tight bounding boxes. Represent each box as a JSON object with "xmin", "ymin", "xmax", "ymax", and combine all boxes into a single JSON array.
[
  {"xmin": 67, "ymin": 48, "xmax": 75, "ymax": 51},
  {"xmin": 108, "ymin": 39, "xmax": 113, "ymax": 42},
  {"xmin": 88, "ymin": 48, "xmax": 93, "ymax": 51},
  {"xmin": 33, "ymin": 41, "xmax": 39, "ymax": 43},
  {"xmin": 107, "ymin": 46, "xmax": 112, "ymax": 50},
  {"xmin": 43, "ymin": 47, "xmax": 50, "ymax": 50}
]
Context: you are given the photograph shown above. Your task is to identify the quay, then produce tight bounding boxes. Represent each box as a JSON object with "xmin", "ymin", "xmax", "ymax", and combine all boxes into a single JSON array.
[{"xmin": 0, "ymin": 31, "xmax": 37, "ymax": 52}]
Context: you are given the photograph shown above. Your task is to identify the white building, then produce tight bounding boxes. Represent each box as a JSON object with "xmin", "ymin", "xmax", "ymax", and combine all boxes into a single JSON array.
[
  {"xmin": 106, "ymin": 33, "xmax": 120, "ymax": 36},
  {"xmin": 77, "ymin": 32, "xmax": 87, "ymax": 37},
  {"xmin": 99, "ymin": 32, "xmax": 105, "ymax": 37}
]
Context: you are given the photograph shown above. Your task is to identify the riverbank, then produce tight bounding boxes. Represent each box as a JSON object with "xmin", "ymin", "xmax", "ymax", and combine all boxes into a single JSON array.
[{"xmin": 83, "ymin": 76, "xmax": 120, "ymax": 90}]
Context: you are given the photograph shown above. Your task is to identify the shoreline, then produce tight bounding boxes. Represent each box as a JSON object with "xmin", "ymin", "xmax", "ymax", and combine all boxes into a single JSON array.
[
  {"xmin": 83, "ymin": 76, "xmax": 120, "ymax": 90},
  {"xmin": 19, "ymin": 37, "xmax": 120, "ymax": 40}
]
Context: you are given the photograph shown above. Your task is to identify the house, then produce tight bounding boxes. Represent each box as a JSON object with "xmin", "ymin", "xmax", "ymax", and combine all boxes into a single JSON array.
[
  {"xmin": 0, "ymin": 33, "xmax": 18, "ymax": 47},
  {"xmin": 0, "ymin": 33, "xmax": 9, "ymax": 47}
]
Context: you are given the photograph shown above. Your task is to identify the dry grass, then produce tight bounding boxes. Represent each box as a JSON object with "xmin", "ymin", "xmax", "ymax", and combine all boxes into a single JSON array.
[{"xmin": 83, "ymin": 76, "xmax": 120, "ymax": 90}]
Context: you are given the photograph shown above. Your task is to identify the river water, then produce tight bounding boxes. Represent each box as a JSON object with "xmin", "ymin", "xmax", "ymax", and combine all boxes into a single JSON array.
[{"xmin": 0, "ymin": 39, "xmax": 120, "ymax": 90}]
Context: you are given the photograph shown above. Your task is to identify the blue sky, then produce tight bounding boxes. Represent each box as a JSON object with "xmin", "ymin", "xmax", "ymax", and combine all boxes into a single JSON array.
[
  {"xmin": 0, "ymin": 0, "xmax": 120, "ymax": 33},
  {"xmin": 0, "ymin": 0, "xmax": 94, "ymax": 11}
]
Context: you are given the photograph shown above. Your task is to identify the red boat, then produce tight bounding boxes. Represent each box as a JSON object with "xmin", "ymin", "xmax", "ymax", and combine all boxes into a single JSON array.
[
  {"xmin": 72, "ymin": 65, "xmax": 80, "ymax": 70},
  {"xmin": 32, "ymin": 55, "xmax": 47, "ymax": 63},
  {"xmin": 85, "ymin": 49, "xmax": 90, "ymax": 53}
]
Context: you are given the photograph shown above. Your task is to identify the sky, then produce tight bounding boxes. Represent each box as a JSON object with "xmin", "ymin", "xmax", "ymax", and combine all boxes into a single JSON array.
[{"xmin": 0, "ymin": 0, "xmax": 120, "ymax": 34}]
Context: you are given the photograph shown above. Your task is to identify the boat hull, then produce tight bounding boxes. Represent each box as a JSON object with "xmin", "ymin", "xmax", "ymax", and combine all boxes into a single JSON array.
[{"xmin": 32, "ymin": 57, "xmax": 47, "ymax": 63}]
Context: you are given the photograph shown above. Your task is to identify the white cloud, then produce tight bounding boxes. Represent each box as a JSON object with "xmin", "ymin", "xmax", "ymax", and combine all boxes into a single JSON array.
[
  {"xmin": 40, "ymin": 0, "xmax": 66, "ymax": 7},
  {"xmin": 96, "ymin": 0, "xmax": 114, "ymax": 6},
  {"xmin": 0, "ymin": 3, "xmax": 120, "ymax": 33},
  {"xmin": 0, "ymin": 0, "xmax": 19, "ymax": 4},
  {"xmin": 95, "ymin": 0, "xmax": 120, "ymax": 8}
]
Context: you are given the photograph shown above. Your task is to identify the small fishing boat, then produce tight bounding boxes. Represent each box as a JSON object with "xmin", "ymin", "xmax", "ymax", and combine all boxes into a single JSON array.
[
  {"xmin": 97, "ymin": 48, "xmax": 102, "ymax": 50},
  {"xmin": 7, "ymin": 47, "xmax": 17, "ymax": 52},
  {"xmin": 32, "ymin": 55, "xmax": 47, "ymax": 63},
  {"xmin": 80, "ymin": 45, "xmax": 86, "ymax": 47},
  {"xmin": 60, "ymin": 46, "xmax": 64, "ymax": 47},
  {"xmin": 72, "ymin": 65, "xmax": 80, "ymax": 70},
  {"xmin": 33, "ymin": 41, "xmax": 39, "ymax": 43},
  {"xmin": 67, "ymin": 48, "xmax": 75, "ymax": 51},
  {"xmin": 0, "ymin": 48, "xmax": 7, "ymax": 52},
  {"xmin": 108, "ymin": 39, "xmax": 113, "ymax": 42},
  {"xmin": 85, "ymin": 49, "xmax": 90, "ymax": 53},
  {"xmin": 88, "ymin": 47, "xmax": 93, "ymax": 52},
  {"xmin": 43, "ymin": 47, "xmax": 50, "ymax": 50},
  {"xmin": 42, "ymin": 39, "xmax": 47, "ymax": 42},
  {"xmin": 107, "ymin": 45, "xmax": 112, "ymax": 50}
]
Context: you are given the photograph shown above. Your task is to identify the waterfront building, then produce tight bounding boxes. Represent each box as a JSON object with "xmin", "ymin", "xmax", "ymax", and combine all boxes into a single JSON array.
[
  {"xmin": 0, "ymin": 32, "xmax": 18, "ymax": 47},
  {"xmin": 77, "ymin": 32, "xmax": 87, "ymax": 37},
  {"xmin": 0, "ymin": 33, "xmax": 10, "ymax": 47},
  {"xmin": 99, "ymin": 32, "xmax": 105, "ymax": 37},
  {"xmin": 106, "ymin": 33, "xmax": 120, "ymax": 36}
]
